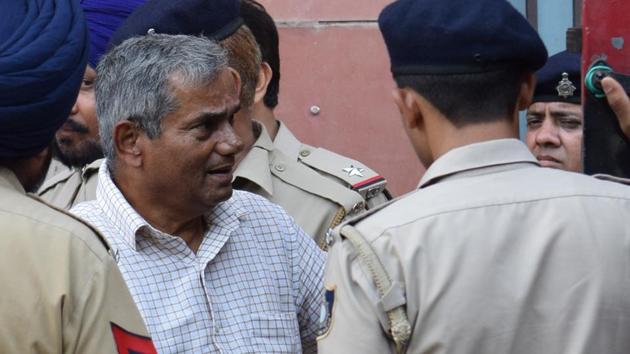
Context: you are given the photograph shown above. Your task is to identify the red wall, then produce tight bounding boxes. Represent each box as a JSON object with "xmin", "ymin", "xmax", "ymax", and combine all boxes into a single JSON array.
[{"xmin": 259, "ymin": 0, "xmax": 424, "ymax": 196}]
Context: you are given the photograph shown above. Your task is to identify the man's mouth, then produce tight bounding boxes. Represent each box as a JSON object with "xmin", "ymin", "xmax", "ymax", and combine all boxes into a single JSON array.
[
  {"xmin": 207, "ymin": 164, "xmax": 234, "ymax": 176},
  {"xmin": 59, "ymin": 119, "xmax": 89, "ymax": 134},
  {"xmin": 537, "ymin": 155, "xmax": 563, "ymax": 168}
]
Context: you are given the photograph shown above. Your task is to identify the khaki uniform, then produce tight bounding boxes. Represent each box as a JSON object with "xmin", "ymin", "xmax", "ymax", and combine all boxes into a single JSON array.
[
  {"xmin": 318, "ymin": 139, "xmax": 630, "ymax": 354},
  {"xmin": 0, "ymin": 167, "xmax": 155, "ymax": 353},
  {"xmin": 38, "ymin": 158, "xmax": 101, "ymax": 209},
  {"xmin": 233, "ymin": 123, "xmax": 388, "ymax": 249}
]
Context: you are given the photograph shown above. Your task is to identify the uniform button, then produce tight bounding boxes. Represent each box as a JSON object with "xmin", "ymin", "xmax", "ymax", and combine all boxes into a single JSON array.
[
  {"xmin": 300, "ymin": 149, "xmax": 311, "ymax": 158},
  {"xmin": 275, "ymin": 163, "xmax": 286, "ymax": 172},
  {"xmin": 351, "ymin": 202, "xmax": 365, "ymax": 214}
]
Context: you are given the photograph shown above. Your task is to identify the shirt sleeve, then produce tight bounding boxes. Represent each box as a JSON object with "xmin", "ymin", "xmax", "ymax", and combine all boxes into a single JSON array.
[
  {"xmin": 317, "ymin": 233, "xmax": 394, "ymax": 354},
  {"xmin": 63, "ymin": 239, "xmax": 156, "ymax": 354},
  {"xmin": 289, "ymin": 220, "xmax": 326, "ymax": 354}
]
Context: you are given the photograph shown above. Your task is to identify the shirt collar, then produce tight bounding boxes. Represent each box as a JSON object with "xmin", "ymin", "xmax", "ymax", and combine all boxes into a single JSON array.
[
  {"xmin": 96, "ymin": 162, "xmax": 152, "ymax": 250},
  {"xmin": 273, "ymin": 121, "xmax": 302, "ymax": 159},
  {"xmin": 0, "ymin": 167, "xmax": 25, "ymax": 194},
  {"xmin": 232, "ymin": 122, "xmax": 275, "ymax": 196},
  {"xmin": 96, "ymin": 161, "xmax": 247, "ymax": 253},
  {"xmin": 418, "ymin": 138, "xmax": 539, "ymax": 188}
]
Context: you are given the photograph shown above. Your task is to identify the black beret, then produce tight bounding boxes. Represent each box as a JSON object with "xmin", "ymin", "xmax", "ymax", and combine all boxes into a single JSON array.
[
  {"xmin": 109, "ymin": 0, "xmax": 243, "ymax": 48},
  {"xmin": 533, "ymin": 50, "xmax": 581, "ymax": 104},
  {"xmin": 378, "ymin": 0, "xmax": 548, "ymax": 75}
]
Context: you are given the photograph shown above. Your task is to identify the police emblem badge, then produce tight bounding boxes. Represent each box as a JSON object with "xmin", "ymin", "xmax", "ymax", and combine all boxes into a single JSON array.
[
  {"xmin": 318, "ymin": 285, "xmax": 336, "ymax": 338},
  {"xmin": 556, "ymin": 72, "xmax": 577, "ymax": 98}
]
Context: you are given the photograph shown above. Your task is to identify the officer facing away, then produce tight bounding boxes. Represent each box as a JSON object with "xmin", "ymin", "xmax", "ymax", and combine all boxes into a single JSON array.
[
  {"xmin": 318, "ymin": 0, "xmax": 630, "ymax": 353},
  {"xmin": 0, "ymin": 1, "xmax": 155, "ymax": 352}
]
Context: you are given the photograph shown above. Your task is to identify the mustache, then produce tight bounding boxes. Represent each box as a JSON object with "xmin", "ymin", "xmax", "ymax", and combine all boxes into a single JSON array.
[{"xmin": 61, "ymin": 118, "xmax": 90, "ymax": 134}]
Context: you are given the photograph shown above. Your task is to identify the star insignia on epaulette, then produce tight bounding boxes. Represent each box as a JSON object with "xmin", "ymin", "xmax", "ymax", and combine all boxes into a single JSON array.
[
  {"xmin": 342, "ymin": 165, "xmax": 364, "ymax": 177},
  {"xmin": 556, "ymin": 72, "xmax": 576, "ymax": 98}
]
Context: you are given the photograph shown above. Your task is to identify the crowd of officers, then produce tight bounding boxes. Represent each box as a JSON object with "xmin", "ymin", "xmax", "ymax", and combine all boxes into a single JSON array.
[{"xmin": 2, "ymin": 0, "xmax": 630, "ymax": 353}]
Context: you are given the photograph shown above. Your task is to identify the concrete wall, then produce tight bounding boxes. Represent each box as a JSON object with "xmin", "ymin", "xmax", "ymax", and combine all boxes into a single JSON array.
[{"xmin": 259, "ymin": 0, "xmax": 575, "ymax": 196}]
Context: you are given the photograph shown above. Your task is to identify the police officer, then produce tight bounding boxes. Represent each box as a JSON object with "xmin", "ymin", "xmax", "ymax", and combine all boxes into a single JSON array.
[
  {"xmin": 239, "ymin": 0, "xmax": 391, "ymax": 204},
  {"xmin": 0, "ymin": 1, "xmax": 155, "ymax": 352},
  {"xmin": 318, "ymin": 0, "xmax": 630, "ymax": 353},
  {"xmin": 38, "ymin": 0, "xmax": 147, "ymax": 209},
  {"xmin": 526, "ymin": 51, "xmax": 583, "ymax": 172},
  {"xmin": 110, "ymin": 0, "xmax": 389, "ymax": 249}
]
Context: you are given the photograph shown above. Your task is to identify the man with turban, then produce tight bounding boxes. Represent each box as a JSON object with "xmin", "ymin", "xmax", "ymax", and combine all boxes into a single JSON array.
[
  {"xmin": 0, "ymin": 1, "xmax": 155, "ymax": 352},
  {"xmin": 39, "ymin": 0, "xmax": 146, "ymax": 209}
]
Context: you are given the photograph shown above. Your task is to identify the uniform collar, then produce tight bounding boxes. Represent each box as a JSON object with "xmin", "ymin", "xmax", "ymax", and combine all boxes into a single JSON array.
[
  {"xmin": 418, "ymin": 139, "xmax": 539, "ymax": 188},
  {"xmin": 232, "ymin": 122, "xmax": 275, "ymax": 196},
  {"xmin": 96, "ymin": 161, "xmax": 246, "ymax": 252},
  {"xmin": 0, "ymin": 166, "xmax": 25, "ymax": 194},
  {"xmin": 273, "ymin": 121, "xmax": 302, "ymax": 159}
]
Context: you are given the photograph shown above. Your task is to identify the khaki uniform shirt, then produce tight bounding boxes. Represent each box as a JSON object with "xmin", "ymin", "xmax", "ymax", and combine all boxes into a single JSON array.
[
  {"xmin": 0, "ymin": 167, "xmax": 154, "ymax": 353},
  {"xmin": 38, "ymin": 158, "xmax": 101, "ymax": 209},
  {"xmin": 234, "ymin": 124, "xmax": 387, "ymax": 249},
  {"xmin": 318, "ymin": 139, "xmax": 630, "ymax": 354}
]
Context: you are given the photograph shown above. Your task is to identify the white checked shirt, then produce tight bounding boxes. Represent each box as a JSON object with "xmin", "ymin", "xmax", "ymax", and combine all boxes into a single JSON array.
[{"xmin": 71, "ymin": 163, "xmax": 325, "ymax": 354}]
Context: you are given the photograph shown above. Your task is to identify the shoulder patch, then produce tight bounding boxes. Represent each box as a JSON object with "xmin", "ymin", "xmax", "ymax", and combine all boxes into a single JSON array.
[
  {"xmin": 298, "ymin": 147, "xmax": 387, "ymax": 201},
  {"xmin": 111, "ymin": 322, "xmax": 157, "ymax": 354},
  {"xmin": 317, "ymin": 284, "xmax": 337, "ymax": 340}
]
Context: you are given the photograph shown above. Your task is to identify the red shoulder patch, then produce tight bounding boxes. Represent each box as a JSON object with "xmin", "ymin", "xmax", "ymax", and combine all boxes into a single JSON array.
[{"xmin": 111, "ymin": 322, "xmax": 157, "ymax": 354}]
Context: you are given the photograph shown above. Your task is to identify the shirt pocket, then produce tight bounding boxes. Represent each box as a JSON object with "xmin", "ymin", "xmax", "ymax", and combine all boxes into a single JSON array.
[{"xmin": 250, "ymin": 312, "xmax": 301, "ymax": 353}]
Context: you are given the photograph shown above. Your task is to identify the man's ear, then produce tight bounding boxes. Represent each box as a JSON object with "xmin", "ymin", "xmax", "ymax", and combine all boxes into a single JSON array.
[
  {"xmin": 517, "ymin": 72, "xmax": 536, "ymax": 111},
  {"xmin": 254, "ymin": 62, "xmax": 272, "ymax": 105},
  {"xmin": 113, "ymin": 120, "xmax": 144, "ymax": 168},
  {"xmin": 392, "ymin": 87, "xmax": 423, "ymax": 130}
]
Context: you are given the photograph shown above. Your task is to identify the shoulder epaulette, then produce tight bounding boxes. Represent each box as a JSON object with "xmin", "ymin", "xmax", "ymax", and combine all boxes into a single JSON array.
[
  {"xmin": 593, "ymin": 173, "xmax": 630, "ymax": 186},
  {"xmin": 297, "ymin": 146, "xmax": 387, "ymax": 201},
  {"xmin": 269, "ymin": 148, "xmax": 366, "ymax": 214},
  {"xmin": 27, "ymin": 193, "xmax": 112, "ymax": 252}
]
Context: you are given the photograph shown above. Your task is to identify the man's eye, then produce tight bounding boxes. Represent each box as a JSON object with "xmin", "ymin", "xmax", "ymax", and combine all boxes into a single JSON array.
[
  {"xmin": 560, "ymin": 119, "xmax": 582, "ymax": 130},
  {"xmin": 526, "ymin": 116, "xmax": 542, "ymax": 128},
  {"xmin": 81, "ymin": 79, "xmax": 94, "ymax": 88}
]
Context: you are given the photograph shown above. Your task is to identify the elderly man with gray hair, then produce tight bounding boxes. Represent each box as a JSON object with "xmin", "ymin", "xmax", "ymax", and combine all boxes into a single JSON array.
[{"xmin": 71, "ymin": 33, "xmax": 324, "ymax": 354}]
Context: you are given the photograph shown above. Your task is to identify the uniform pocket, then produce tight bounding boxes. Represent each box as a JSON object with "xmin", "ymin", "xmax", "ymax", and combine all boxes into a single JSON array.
[{"xmin": 250, "ymin": 312, "xmax": 301, "ymax": 353}]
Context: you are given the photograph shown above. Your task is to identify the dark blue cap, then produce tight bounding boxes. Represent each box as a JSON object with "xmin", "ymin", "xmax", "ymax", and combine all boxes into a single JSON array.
[
  {"xmin": 533, "ymin": 50, "xmax": 581, "ymax": 104},
  {"xmin": 378, "ymin": 0, "xmax": 548, "ymax": 75},
  {"xmin": 109, "ymin": 0, "xmax": 242, "ymax": 49}
]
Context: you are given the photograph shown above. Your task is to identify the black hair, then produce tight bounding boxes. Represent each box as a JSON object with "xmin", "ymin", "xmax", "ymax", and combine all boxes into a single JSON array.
[
  {"xmin": 394, "ymin": 68, "xmax": 526, "ymax": 126},
  {"xmin": 240, "ymin": 0, "xmax": 280, "ymax": 109}
]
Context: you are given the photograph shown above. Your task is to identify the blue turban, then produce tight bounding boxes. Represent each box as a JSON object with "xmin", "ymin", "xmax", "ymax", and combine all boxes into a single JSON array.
[
  {"xmin": 81, "ymin": 0, "xmax": 147, "ymax": 68},
  {"xmin": 0, "ymin": 0, "xmax": 88, "ymax": 158}
]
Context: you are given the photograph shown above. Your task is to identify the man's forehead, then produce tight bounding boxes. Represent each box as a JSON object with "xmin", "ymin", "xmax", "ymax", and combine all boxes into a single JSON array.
[{"xmin": 529, "ymin": 101, "xmax": 582, "ymax": 113}]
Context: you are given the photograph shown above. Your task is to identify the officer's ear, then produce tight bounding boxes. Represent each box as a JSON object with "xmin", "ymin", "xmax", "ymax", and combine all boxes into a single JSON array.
[
  {"xmin": 254, "ymin": 62, "xmax": 272, "ymax": 105},
  {"xmin": 392, "ymin": 87, "xmax": 423, "ymax": 130},
  {"xmin": 517, "ymin": 71, "xmax": 536, "ymax": 111},
  {"xmin": 113, "ymin": 119, "xmax": 144, "ymax": 168}
]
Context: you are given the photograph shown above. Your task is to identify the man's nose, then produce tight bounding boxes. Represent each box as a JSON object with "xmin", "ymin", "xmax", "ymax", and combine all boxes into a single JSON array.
[
  {"xmin": 535, "ymin": 116, "xmax": 561, "ymax": 147},
  {"xmin": 216, "ymin": 122, "xmax": 244, "ymax": 155}
]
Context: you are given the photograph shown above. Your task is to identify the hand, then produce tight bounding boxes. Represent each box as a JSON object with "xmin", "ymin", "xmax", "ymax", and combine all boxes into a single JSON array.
[{"xmin": 602, "ymin": 76, "xmax": 630, "ymax": 139}]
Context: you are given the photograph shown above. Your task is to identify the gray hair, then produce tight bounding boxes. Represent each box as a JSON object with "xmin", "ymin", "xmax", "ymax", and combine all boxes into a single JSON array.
[{"xmin": 95, "ymin": 34, "xmax": 228, "ymax": 162}]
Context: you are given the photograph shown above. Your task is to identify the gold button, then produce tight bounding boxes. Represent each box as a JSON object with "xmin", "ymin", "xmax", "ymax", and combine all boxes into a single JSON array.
[{"xmin": 300, "ymin": 149, "xmax": 311, "ymax": 157}]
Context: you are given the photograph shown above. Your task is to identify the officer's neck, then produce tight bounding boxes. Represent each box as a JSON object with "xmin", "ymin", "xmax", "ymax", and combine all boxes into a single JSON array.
[
  {"xmin": 252, "ymin": 101, "xmax": 279, "ymax": 139},
  {"xmin": 427, "ymin": 117, "xmax": 518, "ymax": 162}
]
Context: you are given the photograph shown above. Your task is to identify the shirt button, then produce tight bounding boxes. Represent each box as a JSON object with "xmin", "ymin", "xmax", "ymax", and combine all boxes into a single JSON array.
[
  {"xmin": 275, "ymin": 163, "xmax": 286, "ymax": 172},
  {"xmin": 299, "ymin": 149, "xmax": 311, "ymax": 158}
]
